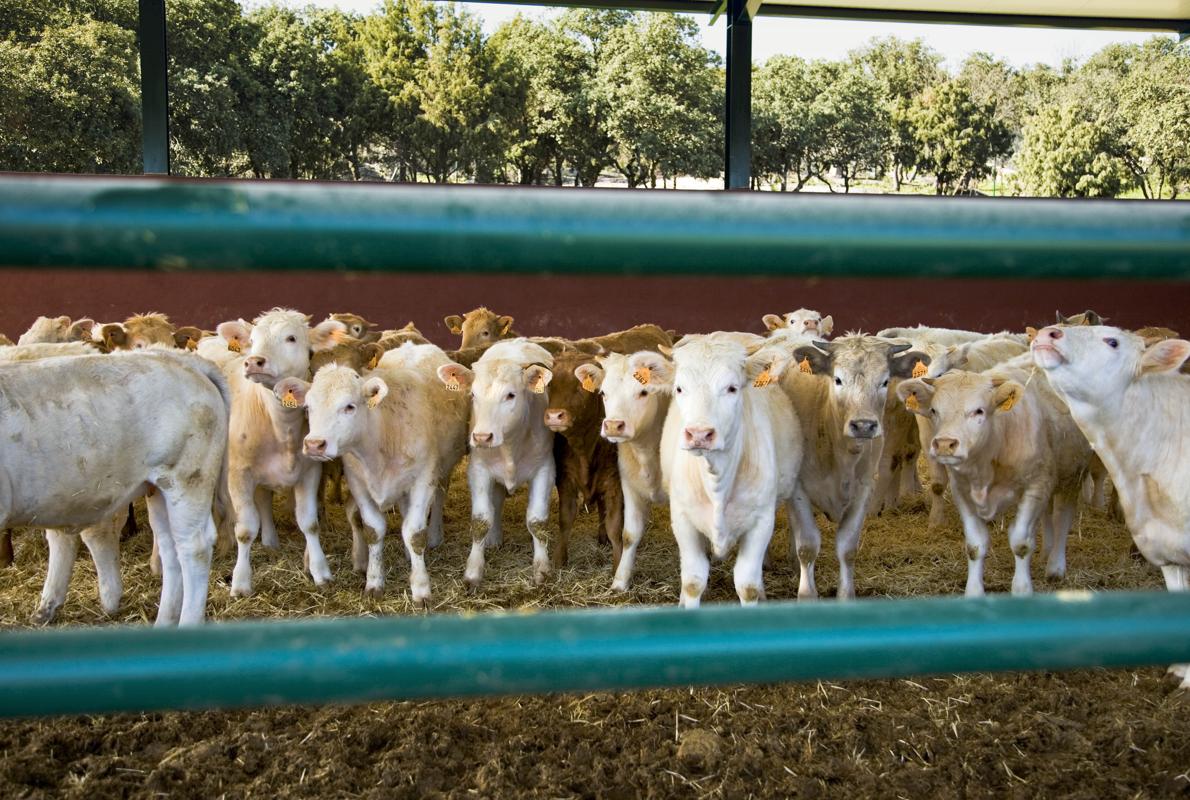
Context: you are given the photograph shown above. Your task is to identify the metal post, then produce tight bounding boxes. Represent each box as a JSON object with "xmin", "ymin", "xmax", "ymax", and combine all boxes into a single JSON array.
[
  {"xmin": 724, "ymin": 0, "xmax": 752, "ymax": 190},
  {"xmin": 138, "ymin": 0, "xmax": 170, "ymax": 175}
]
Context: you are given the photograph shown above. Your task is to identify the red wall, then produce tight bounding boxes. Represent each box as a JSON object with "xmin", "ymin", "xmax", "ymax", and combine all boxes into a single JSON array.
[{"xmin": 1, "ymin": 268, "xmax": 1186, "ymax": 344}]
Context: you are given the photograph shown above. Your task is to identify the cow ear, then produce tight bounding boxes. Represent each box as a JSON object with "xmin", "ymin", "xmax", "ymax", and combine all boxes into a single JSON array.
[
  {"xmin": 792, "ymin": 344, "xmax": 831, "ymax": 375},
  {"xmin": 497, "ymin": 315, "xmax": 515, "ymax": 337},
  {"xmin": 749, "ymin": 352, "xmax": 791, "ymax": 388},
  {"xmin": 574, "ymin": 363, "xmax": 604, "ymax": 393},
  {"xmin": 68, "ymin": 318, "xmax": 95, "ymax": 340},
  {"xmin": 991, "ymin": 380, "xmax": 1024, "ymax": 414},
  {"xmin": 437, "ymin": 362, "xmax": 473, "ymax": 392},
  {"xmin": 362, "ymin": 343, "xmax": 385, "ymax": 371},
  {"xmin": 274, "ymin": 377, "xmax": 310, "ymax": 409},
  {"xmin": 310, "ymin": 319, "xmax": 347, "ymax": 352},
  {"xmin": 896, "ymin": 379, "xmax": 933, "ymax": 416},
  {"xmin": 54, "ymin": 316, "xmax": 72, "ymax": 336},
  {"xmin": 400, "ymin": 321, "xmax": 418, "ymax": 333},
  {"xmin": 762, "ymin": 313, "xmax": 785, "ymax": 332},
  {"xmin": 362, "ymin": 376, "xmax": 389, "ymax": 409},
  {"xmin": 102, "ymin": 323, "xmax": 128, "ymax": 350},
  {"xmin": 173, "ymin": 326, "xmax": 203, "ymax": 350},
  {"xmin": 890, "ymin": 349, "xmax": 931, "ymax": 379},
  {"xmin": 524, "ymin": 363, "xmax": 552, "ymax": 394},
  {"xmin": 217, "ymin": 319, "xmax": 251, "ymax": 353},
  {"xmin": 818, "ymin": 315, "xmax": 834, "ymax": 337},
  {"xmin": 1025, "ymin": 326, "xmax": 1039, "ymax": 342},
  {"xmin": 628, "ymin": 351, "xmax": 674, "ymax": 391},
  {"xmin": 444, "ymin": 315, "xmax": 464, "ymax": 335},
  {"xmin": 1140, "ymin": 339, "xmax": 1190, "ymax": 375}
]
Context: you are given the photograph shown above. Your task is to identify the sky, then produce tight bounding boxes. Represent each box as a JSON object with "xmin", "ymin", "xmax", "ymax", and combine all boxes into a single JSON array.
[{"xmin": 282, "ymin": 0, "xmax": 1170, "ymax": 69}]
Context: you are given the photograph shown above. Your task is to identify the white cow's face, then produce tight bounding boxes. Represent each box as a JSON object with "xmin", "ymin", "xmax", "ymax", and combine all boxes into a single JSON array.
[
  {"xmin": 797, "ymin": 337, "xmax": 929, "ymax": 440},
  {"xmin": 218, "ymin": 310, "xmax": 340, "ymax": 390},
  {"xmin": 447, "ymin": 360, "xmax": 551, "ymax": 449},
  {"xmin": 282, "ymin": 366, "xmax": 386, "ymax": 461},
  {"xmin": 898, "ymin": 372, "xmax": 1022, "ymax": 466},
  {"xmin": 671, "ymin": 341, "xmax": 763, "ymax": 455},
  {"xmin": 1032, "ymin": 325, "xmax": 1190, "ymax": 402},
  {"xmin": 592, "ymin": 352, "xmax": 672, "ymax": 443}
]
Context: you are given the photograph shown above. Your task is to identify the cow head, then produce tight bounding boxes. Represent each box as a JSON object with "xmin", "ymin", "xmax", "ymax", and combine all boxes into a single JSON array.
[
  {"xmin": 763, "ymin": 308, "xmax": 834, "ymax": 338},
  {"xmin": 444, "ymin": 307, "xmax": 515, "ymax": 350},
  {"xmin": 583, "ymin": 351, "xmax": 669, "ymax": 443},
  {"xmin": 543, "ymin": 351, "xmax": 603, "ymax": 435},
  {"xmin": 328, "ymin": 312, "xmax": 379, "ymax": 342},
  {"xmin": 439, "ymin": 342, "xmax": 553, "ymax": 449},
  {"xmin": 278, "ymin": 365, "xmax": 388, "ymax": 461},
  {"xmin": 1032, "ymin": 324, "xmax": 1190, "ymax": 403},
  {"xmin": 898, "ymin": 372, "xmax": 1023, "ymax": 466},
  {"xmin": 217, "ymin": 308, "xmax": 341, "ymax": 389}
]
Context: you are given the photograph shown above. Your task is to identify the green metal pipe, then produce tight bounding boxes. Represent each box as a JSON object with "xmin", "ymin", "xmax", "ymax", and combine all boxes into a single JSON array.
[
  {"xmin": 2, "ymin": 175, "xmax": 1189, "ymax": 279},
  {"xmin": 0, "ymin": 591, "xmax": 1187, "ymax": 718}
]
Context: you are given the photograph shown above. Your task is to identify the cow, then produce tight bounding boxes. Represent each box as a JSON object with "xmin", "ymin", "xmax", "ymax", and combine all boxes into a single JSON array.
[
  {"xmin": 655, "ymin": 337, "xmax": 803, "ymax": 607},
  {"xmin": 209, "ymin": 309, "xmax": 342, "ymax": 597},
  {"xmin": 1031, "ymin": 325, "xmax": 1190, "ymax": 687},
  {"xmin": 444, "ymin": 307, "xmax": 518, "ymax": 350},
  {"xmin": 778, "ymin": 336, "xmax": 931, "ymax": 600},
  {"xmin": 276, "ymin": 343, "xmax": 468, "ymax": 604},
  {"xmin": 762, "ymin": 309, "xmax": 834, "ymax": 339},
  {"xmin": 377, "ymin": 322, "xmax": 430, "ymax": 351},
  {"xmin": 0, "ymin": 349, "xmax": 229, "ymax": 626},
  {"xmin": 100, "ymin": 312, "xmax": 176, "ymax": 351},
  {"xmin": 17, "ymin": 315, "xmax": 96, "ymax": 346},
  {"xmin": 437, "ymin": 339, "xmax": 555, "ymax": 588},
  {"xmin": 898, "ymin": 354, "xmax": 1093, "ymax": 597},
  {"xmin": 328, "ymin": 312, "xmax": 380, "ymax": 343}
]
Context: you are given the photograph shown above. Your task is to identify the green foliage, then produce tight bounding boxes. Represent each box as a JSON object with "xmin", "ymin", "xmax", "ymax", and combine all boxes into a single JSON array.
[
  {"xmin": 909, "ymin": 79, "xmax": 1011, "ymax": 195},
  {"xmin": 812, "ymin": 63, "xmax": 888, "ymax": 193},
  {"xmin": 752, "ymin": 55, "xmax": 821, "ymax": 191},
  {"xmin": 1016, "ymin": 103, "xmax": 1131, "ymax": 197}
]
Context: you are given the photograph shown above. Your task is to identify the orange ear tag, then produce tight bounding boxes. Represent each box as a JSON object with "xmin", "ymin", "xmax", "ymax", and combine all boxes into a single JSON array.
[
  {"xmin": 912, "ymin": 360, "xmax": 927, "ymax": 378},
  {"xmin": 632, "ymin": 366, "xmax": 652, "ymax": 385},
  {"xmin": 905, "ymin": 394, "xmax": 920, "ymax": 412},
  {"xmin": 227, "ymin": 339, "xmax": 242, "ymax": 353},
  {"xmin": 997, "ymin": 393, "xmax": 1017, "ymax": 413},
  {"xmin": 530, "ymin": 377, "xmax": 546, "ymax": 394},
  {"xmin": 280, "ymin": 390, "xmax": 300, "ymax": 409},
  {"xmin": 581, "ymin": 375, "xmax": 597, "ymax": 393},
  {"xmin": 753, "ymin": 367, "xmax": 773, "ymax": 388},
  {"xmin": 443, "ymin": 375, "xmax": 462, "ymax": 392},
  {"xmin": 186, "ymin": 338, "xmax": 198, "ymax": 351},
  {"xmin": 798, "ymin": 357, "xmax": 812, "ymax": 374},
  {"xmin": 367, "ymin": 354, "xmax": 380, "ymax": 370}
]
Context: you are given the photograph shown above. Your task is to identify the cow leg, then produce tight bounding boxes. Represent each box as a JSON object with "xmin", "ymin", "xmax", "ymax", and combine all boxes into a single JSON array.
[
  {"xmin": 612, "ymin": 486, "xmax": 648, "ymax": 592},
  {"xmin": 872, "ymin": 454, "xmax": 897, "ymax": 515},
  {"xmin": 899, "ymin": 454, "xmax": 921, "ymax": 500},
  {"xmin": 487, "ymin": 485, "xmax": 506, "ymax": 548},
  {"xmin": 400, "ymin": 480, "xmax": 435, "ymax": 607},
  {"xmin": 229, "ymin": 475, "xmax": 261, "ymax": 598},
  {"xmin": 160, "ymin": 492, "xmax": 216, "ymax": 627},
  {"xmin": 1046, "ymin": 491, "xmax": 1077, "ymax": 580},
  {"xmin": 81, "ymin": 516, "xmax": 123, "ymax": 617},
  {"xmin": 734, "ymin": 510, "xmax": 775, "ymax": 606},
  {"xmin": 789, "ymin": 488, "xmax": 821, "ymax": 600},
  {"xmin": 600, "ymin": 489, "xmax": 625, "ymax": 574},
  {"xmin": 32, "ymin": 529, "xmax": 78, "ymax": 625},
  {"xmin": 0, "ymin": 529, "xmax": 13, "ymax": 568},
  {"xmin": 427, "ymin": 478, "xmax": 448, "ymax": 549},
  {"xmin": 1161, "ymin": 565, "xmax": 1190, "ymax": 688},
  {"xmin": 555, "ymin": 475, "xmax": 578, "ymax": 570},
  {"xmin": 834, "ymin": 485, "xmax": 873, "ymax": 601},
  {"xmin": 1007, "ymin": 490, "xmax": 1048, "ymax": 596},
  {"xmin": 256, "ymin": 488, "xmax": 279, "ymax": 550},
  {"xmin": 953, "ymin": 490, "xmax": 990, "ymax": 597},
  {"xmin": 295, "ymin": 465, "xmax": 331, "ymax": 587},
  {"xmin": 526, "ymin": 462, "xmax": 555, "ymax": 585},
  {"xmin": 465, "ymin": 466, "xmax": 497, "ymax": 590},
  {"xmin": 673, "ymin": 513, "xmax": 709, "ymax": 609},
  {"xmin": 147, "ymin": 489, "xmax": 183, "ymax": 625},
  {"xmin": 121, "ymin": 502, "xmax": 138, "ymax": 540},
  {"xmin": 351, "ymin": 488, "xmax": 389, "ymax": 600},
  {"xmin": 918, "ymin": 419, "xmax": 949, "ymax": 530}
]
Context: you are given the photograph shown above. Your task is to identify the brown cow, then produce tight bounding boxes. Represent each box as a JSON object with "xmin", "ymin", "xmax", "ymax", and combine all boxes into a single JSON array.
[
  {"xmin": 328, "ymin": 313, "xmax": 380, "ymax": 343},
  {"xmin": 444, "ymin": 307, "xmax": 518, "ymax": 350},
  {"xmin": 101, "ymin": 312, "xmax": 176, "ymax": 350}
]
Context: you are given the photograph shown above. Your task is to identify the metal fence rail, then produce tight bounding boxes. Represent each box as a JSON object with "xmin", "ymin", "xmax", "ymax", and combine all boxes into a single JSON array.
[
  {"xmin": 1, "ymin": 592, "xmax": 1188, "ymax": 718},
  {"xmin": 2, "ymin": 175, "xmax": 1190, "ymax": 279}
]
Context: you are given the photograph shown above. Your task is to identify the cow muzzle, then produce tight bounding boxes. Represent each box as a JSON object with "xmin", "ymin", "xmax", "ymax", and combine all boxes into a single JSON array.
[
  {"xmin": 931, "ymin": 436, "xmax": 963, "ymax": 464},
  {"xmin": 682, "ymin": 425, "xmax": 717, "ymax": 451},
  {"xmin": 602, "ymin": 418, "xmax": 630, "ymax": 441},
  {"xmin": 544, "ymin": 409, "xmax": 571, "ymax": 432},
  {"xmin": 472, "ymin": 431, "xmax": 497, "ymax": 448},
  {"xmin": 1031, "ymin": 327, "xmax": 1066, "ymax": 368},
  {"xmin": 847, "ymin": 418, "xmax": 880, "ymax": 439},
  {"xmin": 303, "ymin": 436, "xmax": 333, "ymax": 460},
  {"xmin": 244, "ymin": 356, "xmax": 275, "ymax": 384}
]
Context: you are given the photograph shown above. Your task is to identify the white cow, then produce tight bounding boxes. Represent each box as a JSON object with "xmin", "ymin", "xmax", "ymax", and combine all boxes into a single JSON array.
[
  {"xmin": 576, "ymin": 351, "xmax": 673, "ymax": 591},
  {"xmin": 763, "ymin": 308, "xmax": 834, "ymax": 339},
  {"xmin": 210, "ymin": 309, "xmax": 341, "ymax": 597},
  {"xmin": 0, "ymin": 350, "xmax": 228, "ymax": 626},
  {"xmin": 277, "ymin": 344, "xmax": 468, "ymax": 604},
  {"xmin": 657, "ymin": 337, "xmax": 803, "ymax": 607},
  {"xmin": 1032, "ymin": 325, "xmax": 1190, "ymax": 687},
  {"xmin": 437, "ymin": 339, "xmax": 556, "ymax": 588}
]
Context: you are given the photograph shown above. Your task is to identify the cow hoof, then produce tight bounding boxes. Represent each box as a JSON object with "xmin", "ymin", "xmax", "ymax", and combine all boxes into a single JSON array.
[
  {"xmin": 229, "ymin": 585, "xmax": 253, "ymax": 599},
  {"xmin": 611, "ymin": 580, "xmax": 629, "ymax": 593},
  {"xmin": 533, "ymin": 569, "xmax": 550, "ymax": 586},
  {"xmin": 463, "ymin": 576, "xmax": 482, "ymax": 593},
  {"xmin": 363, "ymin": 585, "xmax": 384, "ymax": 600},
  {"xmin": 29, "ymin": 605, "xmax": 56, "ymax": 626}
]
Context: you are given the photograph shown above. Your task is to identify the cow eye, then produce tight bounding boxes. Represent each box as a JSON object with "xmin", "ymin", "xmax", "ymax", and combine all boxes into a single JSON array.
[
  {"xmin": 638, "ymin": 389, "xmax": 647, "ymax": 398},
  {"xmin": 344, "ymin": 403, "xmax": 356, "ymax": 413},
  {"xmin": 727, "ymin": 385, "xmax": 738, "ymax": 394},
  {"xmin": 881, "ymin": 379, "xmax": 889, "ymax": 388},
  {"xmin": 286, "ymin": 335, "xmax": 297, "ymax": 343},
  {"xmin": 974, "ymin": 408, "xmax": 984, "ymax": 416},
  {"xmin": 482, "ymin": 331, "xmax": 490, "ymax": 338},
  {"xmin": 675, "ymin": 386, "xmax": 683, "ymax": 394},
  {"xmin": 1105, "ymin": 338, "xmax": 1119, "ymax": 349},
  {"xmin": 505, "ymin": 392, "xmax": 516, "ymax": 401},
  {"xmin": 834, "ymin": 377, "xmax": 843, "ymax": 386}
]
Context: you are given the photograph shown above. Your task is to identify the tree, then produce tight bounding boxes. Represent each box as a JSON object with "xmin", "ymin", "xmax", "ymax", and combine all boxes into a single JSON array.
[
  {"xmin": 1118, "ymin": 40, "xmax": 1190, "ymax": 198},
  {"xmin": 812, "ymin": 63, "xmax": 888, "ymax": 192},
  {"xmin": 1016, "ymin": 103, "xmax": 1131, "ymax": 197},
  {"xmin": 752, "ymin": 55, "xmax": 821, "ymax": 191},
  {"xmin": 909, "ymin": 79, "xmax": 1011, "ymax": 194}
]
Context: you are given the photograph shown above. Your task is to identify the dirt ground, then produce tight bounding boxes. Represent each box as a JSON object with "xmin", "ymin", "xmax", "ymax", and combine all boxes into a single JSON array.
[{"xmin": 0, "ymin": 464, "xmax": 1186, "ymax": 799}]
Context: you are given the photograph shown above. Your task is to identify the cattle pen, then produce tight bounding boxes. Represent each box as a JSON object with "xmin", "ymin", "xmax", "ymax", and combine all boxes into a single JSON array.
[{"xmin": 1, "ymin": 0, "xmax": 1190, "ymax": 795}]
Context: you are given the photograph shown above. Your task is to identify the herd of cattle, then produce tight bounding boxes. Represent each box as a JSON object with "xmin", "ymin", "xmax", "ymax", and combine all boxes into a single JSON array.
[{"xmin": 0, "ymin": 306, "xmax": 1186, "ymax": 681}]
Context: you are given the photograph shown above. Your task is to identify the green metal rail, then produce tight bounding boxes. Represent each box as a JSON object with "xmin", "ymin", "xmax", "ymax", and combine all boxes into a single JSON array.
[
  {"xmin": 0, "ymin": 592, "xmax": 1187, "ymax": 718},
  {"xmin": 2, "ymin": 175, "xmax": 1190, "ymax": 278}
]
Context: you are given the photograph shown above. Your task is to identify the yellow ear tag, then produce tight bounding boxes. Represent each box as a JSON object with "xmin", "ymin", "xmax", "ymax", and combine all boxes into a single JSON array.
[
  {"xmin": 530, "ymin": 377, "xmax": 546, "ymax": 394},
  {"xmin": 581, "ymin": 375, "xmax": 597, "ymax": 393},
  {"xmin": 443, "ymin": 375, "xmax": 461, "ymax": 392},
  {"xmin": 281, "ymin": 390, "xmax": 300, "ymax": 409},
  {"xmin": 367, "ymin": 392, "xmax": 382, "ymax": 409},
  {"xmin": 367, "ymin": 354, "xmax": 380, "ymax": 370},
  {"xmin": 186, "ymin": 338, "xmax": 198, "ymax": 351},
  {"xmin": 912, "ymin": 359, "xmax": 927, "ymax": 379},
  {"xmin": 227, "ymin": 339, "xmax": 242, "ymax": 353},
  {"xmin": 905, "ymin": 394, "xmax": 919, "ymax": 412},
  {"xmin": 798, "ymin": 357, "xmax": 812, "ymax": 374},
  {"xmin": 632, "ymin": 366, "xmax": 651, "ymax": 385},
  {"xmin": 997, "ymin": 393, "xmax": 1017, "ymax": 413},
  {"xmin": 753, "ymin": 367, "xmax": 773, "ymax": 388}
]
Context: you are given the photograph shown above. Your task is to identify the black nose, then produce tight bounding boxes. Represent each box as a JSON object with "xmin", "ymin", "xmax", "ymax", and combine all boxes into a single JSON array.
[{"xmin": 848, "ymin": 419, "xmax": 878, "ymax": 438}]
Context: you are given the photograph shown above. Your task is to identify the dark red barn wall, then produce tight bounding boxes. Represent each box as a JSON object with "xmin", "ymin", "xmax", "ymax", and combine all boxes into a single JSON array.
[{"xmin": 1, "ymin": 269, "xmax": 1186, "ymax": 345}]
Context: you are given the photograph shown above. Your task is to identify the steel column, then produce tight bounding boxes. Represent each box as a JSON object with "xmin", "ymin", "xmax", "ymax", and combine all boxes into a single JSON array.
[
  {"xmin": 724, "ymin": 0, "xmax": 753, "ymax": 190},
  {"xmin": 138, "ymin": 0, "xmax": 170, "ymax": 175}
]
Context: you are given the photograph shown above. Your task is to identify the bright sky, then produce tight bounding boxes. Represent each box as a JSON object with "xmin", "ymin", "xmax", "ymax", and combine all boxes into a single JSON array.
[{"xmin": 287, "ymin": 0, "xmax": 1170, "ymax": 69}]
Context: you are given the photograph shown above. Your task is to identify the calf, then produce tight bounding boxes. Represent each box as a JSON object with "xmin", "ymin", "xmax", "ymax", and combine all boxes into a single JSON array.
[
  {"xmin": 101, "ymin": 312, "xmax": 176, "ymax": 350},
  {"xmin": 278, "ymin": 343, "xmax": 468, "ymax": 603},
  {"xmin": 437, "ymin": 339, "xmax": 555, "ymax": 587},
  {"xmin": 17, "ymin": 315, "xmax": 95, "ymax": 345},
  {"xmin": 1032, "ymin": 325, "xmax": 1190, "ymax": 687},
  {"xmin": 213, "ymin": 309, "xmax": 341, "ymax": 597},
  {"xmin": 898, "ymin": 355, "xmax": 1092, "ymax": 596},
  {"xmin": 780, "ymin": 336, "xmax": 930, "ymax": 599},
  {"xmin": 657, "ymin": 337, "xmax": 803, "ymax": 607},
  {"xmin": 0, "ymin": 350, "xmax": 228, "ymax": 626},
  {"xmin": 762, "ymin": 309, "xmax": 834, "ymax": 339},
  {"xmin": 444, "ymin": 307, "xmax": 518, "ymax": 350},
  {"xmin": 328, "ymin": 312, "xmax": 379, "ymax": 343}
]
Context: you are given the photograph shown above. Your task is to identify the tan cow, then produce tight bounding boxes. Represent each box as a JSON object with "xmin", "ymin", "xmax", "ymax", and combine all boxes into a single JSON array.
[
  {"xmin": 444, "ymin": 307, "xmax": 517, "ymax": 350},
  {"xmin": 17, "ymin": 315, "xmax": 96, "ymax": 346}
]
